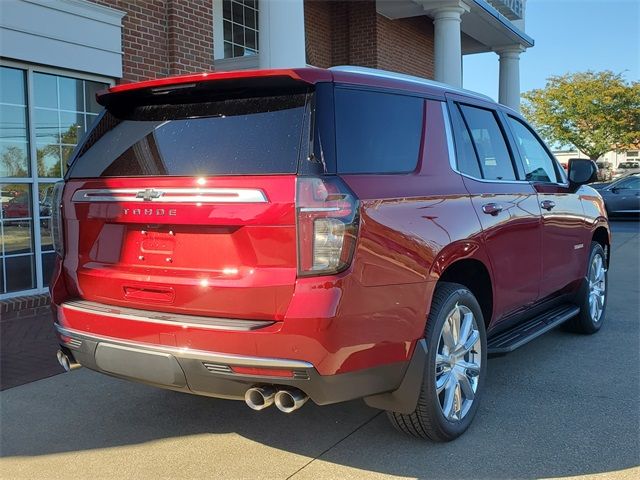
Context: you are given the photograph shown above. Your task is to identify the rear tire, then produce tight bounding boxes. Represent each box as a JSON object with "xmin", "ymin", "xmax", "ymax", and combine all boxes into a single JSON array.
[
  {"xmin": 567, "ymin": 242, "xmax": 608, "ymax": 334},
  {"xmin": 387, "ymin": 282, "xmax": 487, "ymax": 441}
]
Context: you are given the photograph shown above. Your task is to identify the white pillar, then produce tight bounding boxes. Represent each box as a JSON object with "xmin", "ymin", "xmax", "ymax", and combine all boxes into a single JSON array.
[
  {"xmin": 259, "ymin": 0, "xmax": 306, "ymax": 68},
  {"xmin": 430, "ymin": 2, "xmax": 469, "ymax": 88},
  {"xmin": 497, "ymin": 46, "xmax": 524, "ymax": 111}
]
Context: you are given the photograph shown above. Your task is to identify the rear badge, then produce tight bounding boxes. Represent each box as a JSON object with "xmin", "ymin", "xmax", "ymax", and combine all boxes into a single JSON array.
[
  {"xmin": 136, "ymin": 189, "xmax": 164, "ymax": 201},
  {"xmin": 122, "ymin": 208, "xmax": 177, "ymax": 217}
]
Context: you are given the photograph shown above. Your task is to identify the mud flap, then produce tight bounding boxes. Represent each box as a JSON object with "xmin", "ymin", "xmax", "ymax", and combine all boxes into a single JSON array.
[{"xmin": 363, "ymin": 339, "xmax": 427, "ymax": 414}]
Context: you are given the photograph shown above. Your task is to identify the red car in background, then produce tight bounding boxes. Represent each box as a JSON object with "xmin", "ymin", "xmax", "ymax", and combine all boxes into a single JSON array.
[{"xmin": 50, "ymin": 67, "xmax": 610, "ymax": 441}]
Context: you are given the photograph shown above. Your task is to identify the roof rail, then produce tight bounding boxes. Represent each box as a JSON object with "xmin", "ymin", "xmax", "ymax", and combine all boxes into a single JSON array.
[{"xmin": 329, "ymin": 66, "xmax": 493, "ymax": 102}]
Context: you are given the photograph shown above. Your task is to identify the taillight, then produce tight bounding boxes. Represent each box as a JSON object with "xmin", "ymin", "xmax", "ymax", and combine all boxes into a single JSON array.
[
  {"xmin": 51, "ymin": 180, "xmax": 65, "ymax": 257},
  {"xmin": 296, "ymin": 177, "xmax": 359, "ymax": 276}
]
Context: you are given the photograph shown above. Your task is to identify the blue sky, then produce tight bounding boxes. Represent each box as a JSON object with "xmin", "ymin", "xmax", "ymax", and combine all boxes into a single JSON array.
[{"xmin": 463, "ymin": 0, "xmax": 640, "ymax": 99}]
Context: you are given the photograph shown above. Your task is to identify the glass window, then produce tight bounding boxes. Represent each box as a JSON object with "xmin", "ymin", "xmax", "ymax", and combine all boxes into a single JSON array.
[
  {"xmin": 508, "ymin": 116, "xmax": 558, "ymax": 183},
  {"xmin": 1, "ymin": 67, "xmax": 108, "ymax": 296},
  {"xmin": 459, "ymin": 104, "xmax": 516, "ymax": 181},
  {"xmin": 1, "ymin": 67, "xmax": 29, "ymax": 178},
  {"xmin": 1, "ymin": 183, "xmax": 35, "ymax": 293},
  {"xmin": 614, "ymin": 176, "xmax": 640, "ymax": 190},
  {"xmin": 69, "ymin": 94, "xmax": 308, "ymax": 178},
  {"xmin": 449, "ymin": 104, "xmax": 481, "ymax": 178},
  {"xmin": 222, "ymin": 0, "xmax": 259, "ymax": 58},
  {"xmin": 334, "ymin": 89, "xmax": 423, "ymax": 174}
]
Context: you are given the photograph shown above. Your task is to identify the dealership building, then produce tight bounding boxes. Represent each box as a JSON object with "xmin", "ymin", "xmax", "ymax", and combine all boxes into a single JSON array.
[{"xmin": 0, "ymin": 0, "xmax": 532, "ymax": 299}]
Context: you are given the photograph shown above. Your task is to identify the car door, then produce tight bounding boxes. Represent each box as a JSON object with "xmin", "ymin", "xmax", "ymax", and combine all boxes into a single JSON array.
[
  {"xmin": 603, "ymin": 175, "xmax": 640, "ymax": 215},
  {"xmin": 446, "ymin": 99, "xmax": 543, "ymax": 321},
  {"xmin": 503, "ymin": 114, "xmax": 590, "ymax": 299}
]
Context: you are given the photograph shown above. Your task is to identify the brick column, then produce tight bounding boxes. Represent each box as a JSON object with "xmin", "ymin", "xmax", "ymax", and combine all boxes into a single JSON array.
[{"xmin": 167, "ymin": 0, "xmax": 214, "ymax": 76}]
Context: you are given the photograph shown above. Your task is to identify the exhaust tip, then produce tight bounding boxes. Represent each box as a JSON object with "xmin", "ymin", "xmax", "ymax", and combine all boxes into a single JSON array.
[
  {"xmin": 245, "ymin": 386, "xmax": 275, "ymax": 411},
  {"xmin": 56, "ymin": 350, "xmax": 71, "ymax": 372},
  {"xmin": 57, "ymin": 349, "xmax": 80, "ymax": 372},
  {"xmin": 274, "ymin": 389, "xmax": 308, "ymax": 413}
]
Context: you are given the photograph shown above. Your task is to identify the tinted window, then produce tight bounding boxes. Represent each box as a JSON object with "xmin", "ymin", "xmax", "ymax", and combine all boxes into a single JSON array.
[
  {"xmin": 69, "ymin": 94, "xmax": 309, "ymax": 177},
  {"xmin": 459, "ymin": 105, "xmax": 516, "ymax": 181},
  {"xmin": 508, "ymin": 116, "xmax": 558, "ymax": 183},
  {"xmin": 335, "ymin": 89, "xmax": 423, "ymax": 173},
  {"xmin": 449, "ymin": 104, "xmax": 481, "ymax": 178},
  {"xmin": 615, "ymin": 176, "xmax": 640, "ymax": 189}
]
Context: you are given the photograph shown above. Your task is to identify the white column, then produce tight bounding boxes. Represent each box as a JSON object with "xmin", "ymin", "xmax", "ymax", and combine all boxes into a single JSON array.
[
  {"xmin": 430, "ymin": 2, "xmax": 469, "ymax": 88},
  {"xmin": 259, "ymin": 0, "xmax": 306, "ymax": 68},
  {"xmin": 497, "ymin": 46, "xmax": 525, "ymax": 111}
]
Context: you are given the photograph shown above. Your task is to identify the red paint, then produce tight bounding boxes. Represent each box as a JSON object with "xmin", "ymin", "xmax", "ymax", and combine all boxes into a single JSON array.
[{"xmin": 52, "ymin": 68, "xmax": 609, "ymax": 383}]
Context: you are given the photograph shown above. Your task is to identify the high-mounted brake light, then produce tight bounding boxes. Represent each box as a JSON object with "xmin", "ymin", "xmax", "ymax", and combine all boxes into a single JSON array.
[
  {"xmin": 51, "ymin": 181, "xmax": 65, "ymax": 258},
  {"xmin": 296, "ymin": 177, "xmax": 359, "ymax": 276}
]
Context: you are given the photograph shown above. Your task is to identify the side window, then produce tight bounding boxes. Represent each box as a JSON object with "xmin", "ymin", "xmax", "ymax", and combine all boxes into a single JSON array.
[
  {"xmin": 507, "ymin": 116, "xmax": 559, "ymax": 183},
  {"xmin": 458, "ymin": 104, "xmax": 516, "ymax": 181},
  {"xmin": 615, "ymin": 177, "xmax": 640, "ymax": 190},
  {"xmin": 448, "ymin": 104, "xmax": 482, "ymax": 178},
  {"xmin": 334, "ymin": 88, "xmax": 423, "ymax": 174}
]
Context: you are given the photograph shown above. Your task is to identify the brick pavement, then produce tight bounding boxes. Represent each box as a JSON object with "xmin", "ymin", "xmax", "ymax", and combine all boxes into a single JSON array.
[{"xmin": 0, "ymin": 296, "xmax": 63, "ymax": 391}]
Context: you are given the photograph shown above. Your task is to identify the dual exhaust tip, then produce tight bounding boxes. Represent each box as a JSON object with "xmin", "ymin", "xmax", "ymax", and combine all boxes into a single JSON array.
[{"xmin": 245, "ymin": 386, "xmax": 308, "ymax": 413}]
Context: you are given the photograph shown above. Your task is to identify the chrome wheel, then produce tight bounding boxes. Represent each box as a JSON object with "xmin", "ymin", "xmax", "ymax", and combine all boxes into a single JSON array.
[
  {"xmin": 588, "ymin": 253, "xmax": 606, "ymax": 323},
  {"xmin": 435, "ymin": 303, "xmax": 482, "ymax": 422}
]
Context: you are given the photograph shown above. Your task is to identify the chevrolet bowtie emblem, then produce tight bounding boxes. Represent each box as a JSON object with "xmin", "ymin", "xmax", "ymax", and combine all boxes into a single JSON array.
[{"xmin": 136, "ymin": 189, "xmax": 164, "ymax": 201}]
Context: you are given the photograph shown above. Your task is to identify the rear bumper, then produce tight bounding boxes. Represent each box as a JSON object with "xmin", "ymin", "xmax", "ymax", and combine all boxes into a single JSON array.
[{"xmin": 54, "ymin": 323, "xmax": 409, "ymax": 405}]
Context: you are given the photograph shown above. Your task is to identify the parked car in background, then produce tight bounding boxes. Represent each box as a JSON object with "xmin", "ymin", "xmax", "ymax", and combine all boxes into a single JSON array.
[
  {"xmin": 595, "ymin": 161, "xmax": 614, "ymax": 181},
  {"xmin": 597, "ymin": 173, "xmax": 640, "ymax": 217},
  {"xmin": 613, "ymin": 161, "xmax": 640, "ymax": 179},
  {"xmin": 50, "ymin": 67, "xmax": 611, "ymax": 442}
]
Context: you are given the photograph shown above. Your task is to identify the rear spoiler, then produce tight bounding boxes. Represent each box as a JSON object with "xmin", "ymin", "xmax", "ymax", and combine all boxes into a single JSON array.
[{"xmin": 97, "ymin": 68, "xmax": 333, "ymax": 109}]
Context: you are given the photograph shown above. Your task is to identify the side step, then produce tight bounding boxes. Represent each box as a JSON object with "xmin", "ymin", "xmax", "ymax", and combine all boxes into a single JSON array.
[{"xmin": 487, "ymin": 304, "xmax": 580, "ymax": 355}]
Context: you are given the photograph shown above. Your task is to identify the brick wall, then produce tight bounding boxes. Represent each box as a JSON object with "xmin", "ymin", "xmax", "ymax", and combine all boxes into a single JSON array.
[
  {"xmin": 0, "ymin": 294, "xmax": 50, "ymax": 323},
  {"xmin": 304, "ymin": 0, "xmax": 435, "ymax": 79},
  {"xmin": 376, "ymin": 15, "xmax": 434, "ymax": 78},
  {"xmin": 91, "ymin": 0, "xmax": 213, "ymax": 83}
]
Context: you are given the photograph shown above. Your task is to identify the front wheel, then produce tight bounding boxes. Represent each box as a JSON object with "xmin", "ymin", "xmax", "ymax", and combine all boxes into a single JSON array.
[
  {"xmin": 567, "ymin": 242, "xmax": 608, "ymax": 334},
  {"xmin": 387, "ymin": 282, "xmax": 487, "ymax": 441}
]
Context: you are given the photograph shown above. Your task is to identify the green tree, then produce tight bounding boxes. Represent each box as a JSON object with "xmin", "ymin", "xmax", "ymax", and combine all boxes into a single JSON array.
[{"xmin": 522, "ymin": 71, "xmax": 640, "ymax": 159}]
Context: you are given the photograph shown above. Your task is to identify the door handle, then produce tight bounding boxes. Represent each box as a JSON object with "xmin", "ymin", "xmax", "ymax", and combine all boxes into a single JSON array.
[
  {"xmin": 540, "ymin": 200, "xmax": 556, "ymax": 211},
  {"xmin": 482, "ymin": 203, "xmax": 503, "ymax": 216}
]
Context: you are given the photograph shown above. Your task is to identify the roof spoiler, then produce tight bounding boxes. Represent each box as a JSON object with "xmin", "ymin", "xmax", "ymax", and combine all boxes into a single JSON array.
[{"xmin": 96, "ymin": 68, "xmax": 332, "ymax": 108}]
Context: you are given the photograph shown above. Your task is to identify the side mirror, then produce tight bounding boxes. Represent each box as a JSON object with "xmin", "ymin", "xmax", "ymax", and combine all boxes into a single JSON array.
[
  {"xmin": 568, "ymin": 158, "xmax": 598, "ymax": 189},
  {"xmin": 611, "ymin": 187, "xmax": 620, "ymax": 194}
]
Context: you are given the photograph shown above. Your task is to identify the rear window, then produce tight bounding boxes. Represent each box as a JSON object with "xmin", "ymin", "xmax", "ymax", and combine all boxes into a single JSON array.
[
  {"xmin": 68, "ymin": 93, "xmax": 310, "ymax": 178},
  {"xmin": 334, "ymin": 88, "xmax": 423, "ymax": 174}
]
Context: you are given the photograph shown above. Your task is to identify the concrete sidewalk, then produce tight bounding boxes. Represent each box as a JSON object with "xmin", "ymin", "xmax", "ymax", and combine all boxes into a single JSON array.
[{"xmin": 1, "ymin": 224, "xmax": 638, "ymax": 479}]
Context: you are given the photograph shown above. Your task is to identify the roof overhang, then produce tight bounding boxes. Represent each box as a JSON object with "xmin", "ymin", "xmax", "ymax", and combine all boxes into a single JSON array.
[{"xmin": 376, "ymin": 0, "xmax": 534, "ymax": 55}]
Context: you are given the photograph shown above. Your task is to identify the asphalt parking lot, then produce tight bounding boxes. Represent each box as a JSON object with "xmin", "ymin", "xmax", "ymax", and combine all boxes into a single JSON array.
[{"xmin": 1, "ymin": 221, "xmax": 638, "ymax": 480}]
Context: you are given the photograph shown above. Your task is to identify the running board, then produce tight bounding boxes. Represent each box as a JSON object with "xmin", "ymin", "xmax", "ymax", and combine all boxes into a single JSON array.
[{"xmin": 487, "ymin": 304, "xmax": 580, "ymax": 355}]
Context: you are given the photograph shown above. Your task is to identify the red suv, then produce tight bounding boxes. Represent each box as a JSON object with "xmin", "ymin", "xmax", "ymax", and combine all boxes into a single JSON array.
[{"xmin": 51, "ymin": 67, "xmax": 610, "ymax": 441}]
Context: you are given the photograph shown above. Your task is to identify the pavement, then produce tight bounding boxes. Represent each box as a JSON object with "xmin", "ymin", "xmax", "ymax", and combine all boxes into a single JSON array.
[{"xmin": 0, "ymin": 221, "xmax": 638, "ymax": 479}]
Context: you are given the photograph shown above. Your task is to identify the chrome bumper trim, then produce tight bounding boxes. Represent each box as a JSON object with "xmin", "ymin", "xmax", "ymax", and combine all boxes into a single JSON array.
[
  {"xmin": 61, "ymin": 300, "xmax": 274, "ymax": 332},
  {"xmin": 54, "ymin": 324, "xmax": 314, "ymax": 370}
]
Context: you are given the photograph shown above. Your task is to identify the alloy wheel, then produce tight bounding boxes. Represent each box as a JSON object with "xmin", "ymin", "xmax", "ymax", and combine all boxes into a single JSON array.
[
  {"xmin": 588, "ymin": 253, "xmax": 607, "ymax": 323},
  {"xmin": 435, "ymin": 303, "xmax": 482, "ymax": 422}
]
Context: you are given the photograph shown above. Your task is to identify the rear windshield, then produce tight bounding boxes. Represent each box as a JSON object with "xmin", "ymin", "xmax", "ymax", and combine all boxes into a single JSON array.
[{"xmin": 68, "ymin": 93, "xmax": 310, "ymax": 178}]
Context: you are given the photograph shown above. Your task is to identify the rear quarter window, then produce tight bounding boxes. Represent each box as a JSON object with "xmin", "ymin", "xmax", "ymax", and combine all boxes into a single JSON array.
[{"xmin": 334, "ymin": 88, "xmax": 423, "ymax": 174}]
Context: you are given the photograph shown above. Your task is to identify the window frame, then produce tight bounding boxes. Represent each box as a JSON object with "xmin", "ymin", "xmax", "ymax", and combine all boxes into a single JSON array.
[
  {"xmin": 445, "ymin": 98, "xmax": 525, "ymax": 183},
  {"xmin": 213, "ymin": 0, "xmax": 259, "ymax": 61},
  {"xmin": 501, "ymin": 112, "xmax": 568, "ymax": 186},
  {"xmin": 0, "ymin": 59, "xmax": 113, "ymax": 299}
]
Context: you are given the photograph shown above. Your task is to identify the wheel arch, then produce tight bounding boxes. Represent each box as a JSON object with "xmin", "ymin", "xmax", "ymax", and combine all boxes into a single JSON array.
[
  {"xmin": 592, "ymin": 223, "xmax": 611, "ymax": 267},
  {"xmin": 437, "ymin": 258, "xmax": 493, "ymax": 329}
]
